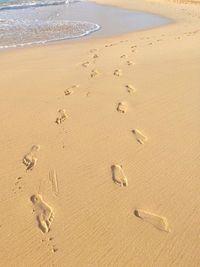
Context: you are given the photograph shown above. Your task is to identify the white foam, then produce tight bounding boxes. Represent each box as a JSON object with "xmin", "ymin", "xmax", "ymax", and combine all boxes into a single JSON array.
[{"xmin": 0, "ymin": 21, "xmax": 100, "ymax": 49}]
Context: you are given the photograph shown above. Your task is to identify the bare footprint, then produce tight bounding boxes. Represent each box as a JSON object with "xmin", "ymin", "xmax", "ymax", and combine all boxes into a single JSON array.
[
  {"xmin": 117, "ymin": 102, "xmax": 127, "ymax": 113},
  {"xmin": 82, "ymin": 61, "xmax": 90, "ymax": 68},
  {"xmin": 93, "ymin": 54, "xmax": 99, "ymax": 59},
  {"xmin": 111, "ymin": 165, "xmax": 128, "ymax": 187},
  {"xmin": 55, "ymin": 109, "xmax": 68, "ymax": 124},
  {"xmin": 23, "ymin": 145, "xmax": 40, "ymax": 171},
  {"xmin": 64, "ymin": 84, "xmax": 79, "ymax": 95},
  {"xmin": 134, "ymin": 209, "xmax": 170, "ymax": 232},
  {"xmin": 91, "ymin": 69, "xmax": 99, "ymax": 78},
  {"xmin": 105, "ymin": 43, "xmax": 116, "ymax": 47},
  {"xmin": 120, "ymin": 54, "xmax": 128, "ymax": 59},
  {"xmin": 125, "ymin": 84, "xmax": 136, "ymax": 94},
  {"xmin": 64, "ymin": 88, "xmax": 73, "ymax": 96},
  {"xmin": 64, "ymin": 84, "xmax": 79, "ymax": 96},
  {"xmin": 132, "ymin": 129, "xmax": 147, "ymax": 144},
  {"xmin": 114, "ymin": 69, "xmax": 122, "ymax": 77},
  {"xmin": 31, "ymin": 194, "xmax": 54, "ymax": 233},
  {"xmin": 89, "ymin": 49, "xmax": 98, "ymax": 53},
  {"xmin": 86, "ymin": 91, "xmax": 91, "ymax": 97},
  {"xmin": 126, "ymin": 61, "xmax": 134, "ymax": 66}
]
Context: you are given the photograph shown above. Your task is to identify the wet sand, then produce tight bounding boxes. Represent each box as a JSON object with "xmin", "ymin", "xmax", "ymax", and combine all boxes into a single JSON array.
[
  {"xmin": 0, "ymin": 0, "xmax": 200, "ymax": 266},
  {"xmin": 0, "ymin": 1, "xmax": 170, "ymax": 49}
]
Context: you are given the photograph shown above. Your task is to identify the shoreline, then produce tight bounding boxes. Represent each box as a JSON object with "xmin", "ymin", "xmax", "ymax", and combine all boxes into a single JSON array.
[
  {"xmin": 0, "ymin": 0, "xmax": 200, "ymax": 266},
  {"xmin": 0, "ymin": 1, "xmax": 173, "ymax": 53}
]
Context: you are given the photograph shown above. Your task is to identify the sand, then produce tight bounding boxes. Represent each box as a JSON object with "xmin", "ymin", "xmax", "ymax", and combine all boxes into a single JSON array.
[{"xmin": 0, "ymin": 0, "xmax": 200, "ymax": 266}]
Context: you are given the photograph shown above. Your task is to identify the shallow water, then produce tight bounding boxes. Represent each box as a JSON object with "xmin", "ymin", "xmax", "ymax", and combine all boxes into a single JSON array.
[{"xmin": 0, "ymin": 0, "xmax": 171, "ymax": 49}]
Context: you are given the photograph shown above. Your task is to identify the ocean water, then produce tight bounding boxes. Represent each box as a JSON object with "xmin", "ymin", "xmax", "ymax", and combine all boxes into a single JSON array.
[
  {"xmin": 0, "ymin": 0, "xmax": 171, "ymax": 49},
  {"xmin": 0, "ymin": 0, "xmax": 101, "ymax": 48}
]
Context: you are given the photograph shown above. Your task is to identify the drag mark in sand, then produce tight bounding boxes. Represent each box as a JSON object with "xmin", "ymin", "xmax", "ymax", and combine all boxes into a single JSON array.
[
  {"xmin": 134, "ymin": 209, "xmax": 170, "ymax": 232},
  {"xmin": 31, "ymin": 194, "xmax": 54, "ymax": 233},
  {"xmin": 23, "ymin": 145, "xmax": 40, "ymax": 171},
  {"xmin": 132, "ymin": 129, "xmax": 147, "ymax": 144},
  {"xmin": 49, "ymin": 169, "xmax": 59, "ymax": 197},
  {"xmin": 55, "ymin": 109, "xmax": 68, "ymax": 124},
  {"xmin": 111, "ymin": 165, "xmax": 128, "ymax": 187},
  {"xmin": 117, "ymin": 102, "xmax": 127, "ymax": 113}
]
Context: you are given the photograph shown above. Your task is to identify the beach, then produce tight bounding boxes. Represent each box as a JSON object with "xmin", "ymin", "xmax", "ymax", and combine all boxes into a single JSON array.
[{"xmin": 0, "ymin": 0, "xmax": 200, "ymax": 266}]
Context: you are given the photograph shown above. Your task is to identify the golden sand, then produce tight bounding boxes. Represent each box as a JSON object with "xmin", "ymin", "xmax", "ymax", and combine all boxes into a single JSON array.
[{"xmin": 0, "ymin": 0, "xmax": 200, "ymax": 266}]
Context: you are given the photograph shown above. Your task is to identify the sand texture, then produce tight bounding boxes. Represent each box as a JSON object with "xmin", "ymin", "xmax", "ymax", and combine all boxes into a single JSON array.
[{"xmin": 0, "ymin": 0, "xmax": 200, "ymax": 266}]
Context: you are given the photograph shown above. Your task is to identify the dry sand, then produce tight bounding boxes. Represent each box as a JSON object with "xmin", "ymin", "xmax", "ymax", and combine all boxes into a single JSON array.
[{"xmin": 0, "ymin": 0, "xmax": 200, "ymax": 266}]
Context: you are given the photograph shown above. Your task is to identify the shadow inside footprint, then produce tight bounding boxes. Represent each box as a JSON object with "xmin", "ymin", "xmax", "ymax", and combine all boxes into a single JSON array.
[
  {"xmin": 23, "ymin": 145, "xmax": 40, "ymax": 171},
  {"xmin": 132, "ymin": 129, "xmax": 147, "ymax": 144},
  {"xmin": 91, "ymin": 69, "xmax": 99, "ymax": 78},
  {"xmin": 55, "ymin": 109, "xmax": 68, "ymax": 124},
  {"xmin": 117, "ymin": 102, "xmax": 127, "ymax": 113},
  {"xmin": 114, "ymin": 69, "xmax": 122, "ymax": 77},
  {"xmin": 125, "ymin": 84, "xmax": 136, "ymax": 94}
]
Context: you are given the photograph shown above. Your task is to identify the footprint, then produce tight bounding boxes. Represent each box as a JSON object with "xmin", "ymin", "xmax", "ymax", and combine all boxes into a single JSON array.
[
  {"xmin": 117, "ymin": 102, "xmax": 127, "ymax": 113},
  {"xmin": 105, "ymin": 43, "xmax": 116, "ymax": 47},
  {"xmin": 125, "ymin": 84, "xmax": 136, "ymax": 94},
  {"xmin": 23, "ymin": 145, "xmax": 40, "ymax": 171},
  {"xmin": 111, "ymin": 165, "xmax": 128, "ymax": 187},
  {"xmin": 89, "ymin": 49, "xmax": 97, "ymax": 53},
  {"xmin": 31, "ymin": 194, "xmax": 54, "ymax": 233},
  {"xmin": 131, "ymin": 46, "xmax": 137, "ymax": 52},
  {"xmin": 114, "ymin": 69, "xmax": 122, "ymax": 77},
  {"xmin": 64, "ymin": 84, "xmax": 79, "ymax": 96},
  {"xmin": 93, "ymin": 54, "xmax": 99, "ymax": 59},
  {"xmin": 64, "ymin": 88, "xmax": 73, "ymax": 96},
  {"xmin": 126, "ymin": 61, "xmax": 134, "ymax": 66},
  {"xmin": 120, "ymin": 54, "xmax": 128, "ymax": 59},
  {"xmin": 82, "ymin": 61, "xmax": 90, "ymax": 68},
  {"xmin": 132, "ymin": 129, "xmax": 147, "ymax": 144},
  {"xmin": 91, "ymin": 69, "xmax": 99, "ymax": 78},
  {"xmin": 134, "ymin": 209, "xmax": 170, "ymax": 232},
  {"xmin": 55, "ymin": 109, "xmax": 68, "ymax": 124}
]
